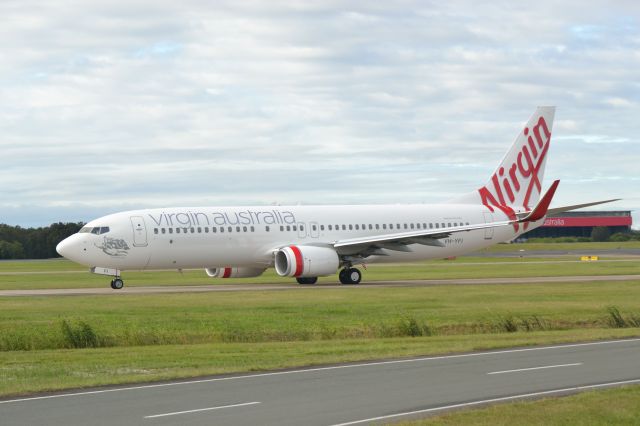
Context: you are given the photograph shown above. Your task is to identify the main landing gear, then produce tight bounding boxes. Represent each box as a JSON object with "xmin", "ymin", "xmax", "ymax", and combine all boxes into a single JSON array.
[
  {"xmin": 110, "ymin": 277, "xmax": 124, "ymax": 290},
  {"xmin": 296, "ymin": 277, "xmax": 318, "ymax": 285},
  {"xmin": 339, "ymin": 267, "xmax": 361, "ymax": 285}
]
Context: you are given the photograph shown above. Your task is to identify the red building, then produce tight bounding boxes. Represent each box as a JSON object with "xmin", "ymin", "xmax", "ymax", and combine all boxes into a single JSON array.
[{"xmin": 523, "ymin": 211, "xmax": 632, "ymax": 238}]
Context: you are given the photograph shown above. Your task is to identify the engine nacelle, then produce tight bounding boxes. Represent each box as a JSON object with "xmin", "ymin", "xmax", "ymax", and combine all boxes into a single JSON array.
[
  {"xmin": 275, "ymin": 245, "xmax": 339, "ymax": 277},
  {"xmin": 205, "ymin": 267, "xmax": 266, "ymax": 278}
]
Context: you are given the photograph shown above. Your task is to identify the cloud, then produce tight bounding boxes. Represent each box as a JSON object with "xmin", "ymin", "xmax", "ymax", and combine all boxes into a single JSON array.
[{"xmin": 0, "ymin": 0, "xmax": 638, "ymax": 228}]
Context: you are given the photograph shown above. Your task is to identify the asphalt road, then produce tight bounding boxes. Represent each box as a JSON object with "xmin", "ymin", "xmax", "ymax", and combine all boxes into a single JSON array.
[
  {"xmin": 1, "ymin": 274, "xmax": 639, "ymax": 297},
  {"xmin": 2, "ymin": 338, "xmax": 640, "ymax": 425}
]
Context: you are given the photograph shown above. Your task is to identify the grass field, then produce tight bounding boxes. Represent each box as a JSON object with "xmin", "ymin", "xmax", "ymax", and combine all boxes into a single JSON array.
[
  {"xmin": 397, "ymin": 385, "xmax": 640, "ymax": 425},
  {"xmin": 1, "ymin": 279, "xmax": 640, "ymax": 396},
  {"xmin": 0, "ymin": 243, "xmax": 639, "ymax": 404}
]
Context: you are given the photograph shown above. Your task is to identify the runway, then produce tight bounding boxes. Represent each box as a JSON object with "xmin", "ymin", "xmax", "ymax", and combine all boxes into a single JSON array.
[
  {"xmin": 2, "ymin": 338, "xmax": 639, "ymax": 425},
  {"xmin": 1, "ymin": 274, "xmax": 639, "ymax": 297}
]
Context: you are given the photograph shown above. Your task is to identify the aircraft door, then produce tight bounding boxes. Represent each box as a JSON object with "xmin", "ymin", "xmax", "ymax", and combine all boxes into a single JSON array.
[
  {"xmin": 310, "ymin": 222, "xmax": 320, "ymax": 238},
  {"xmin": 297, "ymin": 222, "xmax": 307, "ymax": 239},
  {"xmin": 483, "ymin": 212, "xmax": 494, "ymax": 240},
  {"xmin": 130, "ymin": 216, "xmax": 148, "ymax": 247}
]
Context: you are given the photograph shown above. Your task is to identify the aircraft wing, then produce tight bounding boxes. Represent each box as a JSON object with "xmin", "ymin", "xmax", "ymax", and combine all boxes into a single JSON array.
[
  {"xmin": 334, "ymin": 180, "xmax": 560, "ymax": 255},
  {"xmin": 333, "ymin": 220, "xmax": 513, "ymax": 254}
]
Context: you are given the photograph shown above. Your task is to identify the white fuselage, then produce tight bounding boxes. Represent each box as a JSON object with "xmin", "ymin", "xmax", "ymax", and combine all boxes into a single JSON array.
[{"xmin": 57, "ymin": 203, "xmax": 532, "ymax": 272}]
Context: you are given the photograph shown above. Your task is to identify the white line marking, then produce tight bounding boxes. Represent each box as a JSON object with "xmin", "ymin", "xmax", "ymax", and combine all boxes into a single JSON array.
[
  {"xmin": 328, "ymin": 378, "xmax": 640, "ymax": 426},
  {"xmin": 487, "ymin": 362, "xmax": 583, "ymax": 375},
  {"xmin": 144, "ymin": 401, "xmax": 260, "ymax": 419},
  {"xmin": 1, "ymin": 337, "xmax": 639, "ymax": 405}
]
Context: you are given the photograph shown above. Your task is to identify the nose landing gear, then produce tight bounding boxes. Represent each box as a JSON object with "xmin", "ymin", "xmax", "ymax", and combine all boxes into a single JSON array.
[
  {"xmin": 110, "ymin": 278, "xmax": 124, "ymax": 290},
  {"xmin": 339, "ymin": 267, "xmax": 361, "ymax": 285}
]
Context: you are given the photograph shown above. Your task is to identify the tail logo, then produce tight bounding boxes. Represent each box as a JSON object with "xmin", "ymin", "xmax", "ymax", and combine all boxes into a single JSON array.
[{"xmin": 478, "ymin": 116, "xmax": 552, "ymax": 231}]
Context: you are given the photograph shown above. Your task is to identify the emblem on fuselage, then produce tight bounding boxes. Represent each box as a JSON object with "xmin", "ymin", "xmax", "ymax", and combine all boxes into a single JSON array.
[{"xmin": 95, "ymin": 237, "xmax": 130, "ymax": 257}]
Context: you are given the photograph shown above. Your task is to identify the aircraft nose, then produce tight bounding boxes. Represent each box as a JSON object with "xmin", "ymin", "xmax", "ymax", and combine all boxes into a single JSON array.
[{"xmin": 56, "ymin": 237, "xmax": 71, "ymax": 258}]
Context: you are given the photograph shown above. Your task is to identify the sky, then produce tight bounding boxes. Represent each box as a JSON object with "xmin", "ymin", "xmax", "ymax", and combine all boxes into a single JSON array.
[{"xmin": 1, "ymin": 1, "xmax": 639, "ymax": 228}]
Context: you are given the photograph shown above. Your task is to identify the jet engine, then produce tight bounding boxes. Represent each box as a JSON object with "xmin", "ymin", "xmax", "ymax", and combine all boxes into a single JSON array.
[
  {"xmin": 205, "ymin": 267, "xmax": 266, "ymax": 278},
  {"xmin": 275, "ymin": 245, "xmax": 339, "ymax": 277}
]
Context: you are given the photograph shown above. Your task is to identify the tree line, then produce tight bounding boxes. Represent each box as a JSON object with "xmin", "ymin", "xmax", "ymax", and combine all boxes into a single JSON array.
[{"xmin": 0, "ymin": 223, "xmax": 83, "ymax": 259}]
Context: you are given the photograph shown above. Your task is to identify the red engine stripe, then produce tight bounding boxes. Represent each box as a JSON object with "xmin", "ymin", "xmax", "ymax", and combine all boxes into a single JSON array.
[
  {"xmin": 289, "ymin": 245, "xmax": 304, "ymax": 276},
  {"xmin": 222, "ymin": 267, "xmax": 232, "ymax": 278}
]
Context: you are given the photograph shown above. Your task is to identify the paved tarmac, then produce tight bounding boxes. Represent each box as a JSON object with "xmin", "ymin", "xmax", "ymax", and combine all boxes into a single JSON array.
[
  {"xmin": 2, "ymin": 338, "xmax": 639, "ymax": 425},
  {"xmin": 1, "ymin": 274, "xmax": 639, "ymax": 297}
]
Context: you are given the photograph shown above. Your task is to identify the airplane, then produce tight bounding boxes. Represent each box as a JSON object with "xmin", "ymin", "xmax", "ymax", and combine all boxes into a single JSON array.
[{"xmin": 56, "ymin": 106, "xmax": 618, "ymax": 289}]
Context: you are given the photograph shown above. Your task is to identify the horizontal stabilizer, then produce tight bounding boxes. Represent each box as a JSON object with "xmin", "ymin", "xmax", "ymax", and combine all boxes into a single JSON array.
[{"xmin": 546, "ymin": 199, "xmax": 621, "ymax": 216}]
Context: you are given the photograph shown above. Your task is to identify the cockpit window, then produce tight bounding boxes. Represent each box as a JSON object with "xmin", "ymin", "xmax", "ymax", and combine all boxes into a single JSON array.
[{"xmin": 82, "ymin": 226, "xmax": 110, "ymax": 235}]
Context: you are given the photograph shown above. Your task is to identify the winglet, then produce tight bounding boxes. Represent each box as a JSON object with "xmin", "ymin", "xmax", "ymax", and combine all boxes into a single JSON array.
[{"xmin": 518, "ymin": 180, "xmax": 560, "ymax": 223}]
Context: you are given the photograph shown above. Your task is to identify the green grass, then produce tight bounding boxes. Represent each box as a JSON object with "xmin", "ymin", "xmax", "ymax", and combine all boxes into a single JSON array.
[
  {"xmin": 2, "ymin": 281, "xmax": 640, "ymax": 351},
  {"xmin": 1, "ymin": 255, "xmax": 639, "ymax": 290},
  {"xmin": 2, "ymin": 329, "xmax": 639, "ymax": 397},
  {"xmin": 396, "ymin": 385, "xmax": 640, "ymax": 425},
  {"xmin": 481, "ymin": 240, "xmax": 640, "ymax": 253},
  {"xmin": 1, "ymin": 279, "xmax": 640, "ymax": 396},
  {"xmin": 1, "ymin": 244, "xmax": 639, "ymax": 398}
]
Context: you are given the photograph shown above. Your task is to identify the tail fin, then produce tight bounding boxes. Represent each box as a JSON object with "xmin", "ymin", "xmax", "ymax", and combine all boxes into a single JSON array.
[{"xmin": 452, "ymin": 106, "xmax": 555, "ymax": 211}]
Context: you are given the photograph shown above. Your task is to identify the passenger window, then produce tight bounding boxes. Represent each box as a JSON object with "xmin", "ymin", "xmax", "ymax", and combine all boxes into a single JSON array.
[
  {"xmin": 416, "ymin": 223, "xmax": 421, "ymax": 229},
  {"xmin": 441, "ymin": 223, "xmax": 445, "ymax": 228},
  {"xmin": 204, "ymin": 227, "xmax": 209, "ymax": 233},
  {"xmin": 212, "ymin": 227, "xmax": 217, "ymax": 233},
  {"xmin": 447, "ymin": 223, "xmax": 451, "ymax": 228},
  {"xmin": 382, "ymin": 224, "xmax": 386, "ymax": 230},
  {"xmin": 176, "ymin": 228, "xmax": 181, "ymax": 233},
  {"xmin": 280, "ymin": 226, "xmax": 284, "ymax": 231},
  {"xmin": 154, "ymin": 228, "xmax": 158, "ymax": 234},
  {"xmin": 376, "ymin": 224, "xmax": 380, "ymax": 230},
  {"xmin": 228, "ymin": 226, "xmax": 233, "ymax": 233},
  {"xmin": 161, "ymin": 228, "xmax": 166, "ymax": 234},
  {"xmin": 286, "ymin": 225, "xmax": 291, "ymax": 231},
  {"xmin": 266, "ymin": 226, "xmax": 270, "ymax": 232},
  {"xmin": 466, "ymin": 222, "xmax": 470, "ymax": 225},
  {"xmin": 410, "ymin": 223, "xmax": 415, "ymax": 229},
  {"xmin": 348, "ymin": 224, "xmax": 353, "ymax": 230},
  {"xmin": 293, "ymin": 225, "xmax": 297, "ymax": 231},
  {"xmin": 169, "ymin": 228, "xmax": 173, "ymax": 234},
  {"xmin": 313, "ymin": 225, "xmax": 317, "ymax": 231},
  {"xmin": 197, "ymin": 227, "xmax": 201, "ymax": 233},
  {"xmin": 435, "ymin": 223, "xmax": 439, "ymax": 229},
  {"xmin": 299, "ymin": 225, "xmax": 303, "ymax": 231},
  {"xmin": 250, "ymin": 226, "xmax": 254, "ymax": 232},
  {"xmin": 342, "ymin": 225, "xmax": 346, "ymax": 230},
  {"xmin": 243, "ymin": 226, "xmax": 247, "ymax": 232},
  {"xmin": 429, "ymin": 223, "xmax": 433, "ymax": 229},
  {"xmin": 319, "ymin": 225, "xmax": 324, "ymax": 231},
  {"xmin": 183, "ymin": 228, "xmax": 188, "ymax": 233},
  {"xmin": 328, "ymin": 225, "xmax": 332, "ymax": 231},
  {"xmin": 369, "ymin": 224, "xmax": 373, "ymax": 230},
  {"xmin": 389, "ymin": 224, "xmax": 393, "ymax": 230},
  {"xmin": 355, "ymin": 224, "xmax": 359, "ymax": 230},
  {"xmin": 220, "ymin": 227, "xmax": 224, "ymax": 233}
]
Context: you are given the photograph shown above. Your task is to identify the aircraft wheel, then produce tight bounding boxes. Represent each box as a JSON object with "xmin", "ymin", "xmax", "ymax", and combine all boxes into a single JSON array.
[
  {"xmin": 296, "ymin": 277, "xmax": 318, "ymax": 285},
  {"xmin": 111, "ymin": 278, "xmax": 124, "ymax": 290},
  {"xmin": 339, "ymin": 268, "xmax": 361, "ymax": 285},
  {"xmin": 339, "ymin": 268, "xmax": 349, "ymax": 284},
  {"xmin": 346, "ymin": 268, "xmax": 361, "ymax": 284}
]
